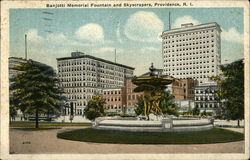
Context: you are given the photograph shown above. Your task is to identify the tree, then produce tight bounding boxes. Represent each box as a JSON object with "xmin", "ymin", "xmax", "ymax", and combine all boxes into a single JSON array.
[
  {"xmin": 84, "ymin": 94, "xmax": 106, "ymax": 121},
  {"xmin": 211, "ymin": 59, "xmax": 244, "ymax": 126},
  {"xmin": 192, "ymin": 106, "xmax": 200, "ymax": 115},
  {"xmin": 159, "ymin": 91, "xmax": 179, "ymax": 116},
  {"xmin": 10, "ymin": 60, "xmax": 65, "ymax": 128}
]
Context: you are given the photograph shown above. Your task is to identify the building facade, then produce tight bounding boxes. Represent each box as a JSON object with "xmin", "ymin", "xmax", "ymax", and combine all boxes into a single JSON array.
[
  {"xmin": 57, "ymin": 51, "xmax": 134, "ymax": 115},
  {"xmin": 194, "ymin": 82, "xmax": 220, "ymax": 113},
  {"xmin": 161, "ymin": 22, "xmax": 221, "ymax": 84},
  {"xmin": 122, "ymin": 77, "xmax": 144, "ymax": 114},
  {"xmin": 9, "ymin": 57, "xmax": 27, "ymax": 79},
  {"xmin": 171, "ymin": 78, "xmax": 198, "ymax": 112},
  {"xmin": 171, "ymin": 78, "xmax": 198, "ymax": 100},
  {"xmin": 102, "ymin": 88, "xmax": 123, "ymax": 113}
]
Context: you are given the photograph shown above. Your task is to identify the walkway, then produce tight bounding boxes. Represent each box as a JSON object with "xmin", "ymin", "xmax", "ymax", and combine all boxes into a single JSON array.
[{"xmin": 9, "ymin": 127, "xmax": 244, "ymax": 154}]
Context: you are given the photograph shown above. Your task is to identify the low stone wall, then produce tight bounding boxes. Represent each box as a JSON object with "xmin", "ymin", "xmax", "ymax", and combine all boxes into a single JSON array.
[{"xmin": 93, "ymin": 117, "xmax": 213, "ymax": 133}]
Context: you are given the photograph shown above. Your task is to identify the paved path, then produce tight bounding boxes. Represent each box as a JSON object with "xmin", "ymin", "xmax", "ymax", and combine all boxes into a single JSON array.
[{"xmin": 10, "ymin": 127, "xmax": 244, "ymax": 154}]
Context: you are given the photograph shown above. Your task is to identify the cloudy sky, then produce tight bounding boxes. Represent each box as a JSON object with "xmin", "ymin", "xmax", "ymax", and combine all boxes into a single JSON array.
[{"xmin": 10, "ymin": 8, "xmax": 244, "ymax": 75}]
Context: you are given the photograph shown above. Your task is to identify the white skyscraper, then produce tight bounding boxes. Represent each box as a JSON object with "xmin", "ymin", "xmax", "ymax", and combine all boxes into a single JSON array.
[{"xmin": 161, "ymin": 22, "xmax": 221, "ymax": 84}]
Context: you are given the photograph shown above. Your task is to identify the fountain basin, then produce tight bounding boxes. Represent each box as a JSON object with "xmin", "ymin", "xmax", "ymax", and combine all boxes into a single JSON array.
[{"xmin": 93, "ymin": 117, "xmax": 213, "ymax": 133}]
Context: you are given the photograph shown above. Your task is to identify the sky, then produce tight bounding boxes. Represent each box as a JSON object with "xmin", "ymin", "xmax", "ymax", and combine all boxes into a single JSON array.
[{"xmin": 10, "ymin": 8, "xmax": 244, "ymax": 75}]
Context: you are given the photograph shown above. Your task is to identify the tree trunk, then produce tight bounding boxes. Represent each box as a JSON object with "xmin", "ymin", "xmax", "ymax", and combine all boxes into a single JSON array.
[
  {"xmin": 237, "ymin": 119, "xmax": 240, "ymax": 127},
  {"xmin": 35, "ymin": 108, "xmax": 39, "ymax": 128}
]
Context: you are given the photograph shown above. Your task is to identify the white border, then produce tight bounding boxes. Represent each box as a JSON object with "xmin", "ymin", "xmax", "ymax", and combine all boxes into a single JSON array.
[{"xmin": 1, "ymin": 0, "xmax": 249, "ymax": 160}]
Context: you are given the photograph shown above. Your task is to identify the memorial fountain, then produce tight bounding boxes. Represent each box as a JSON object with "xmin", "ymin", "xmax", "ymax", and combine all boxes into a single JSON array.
[{"xmin": 93, "ymin": 64, "xmax": 213, "ymax": 132}]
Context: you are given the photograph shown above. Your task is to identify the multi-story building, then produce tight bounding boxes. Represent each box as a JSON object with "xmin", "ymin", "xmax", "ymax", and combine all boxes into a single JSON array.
[
  {"xmin": 172, "ymin": 78, "xmax": 198, "ymax": 100},
  {"xmin": 57, "ymin": 51, "xmax": 134, "ymax": 115},
  {"xmin": 9, "ymin": 57, "xmax": 27, "ymax": 79},
  {"xmin": 102, "ymin": 88, "xmax": 123, "ymax": 113},
  {"xmin": 171, "ymin": 78, "xmax": 198, "ymax": 112},
  {"xmin": 194, "ymin": 81, "xmax": 220, "ymax": 113},
  {"xmin": 161, "ymin": 22, "xmax": 221, "ymax": 84},
  {"xmin": 122, "ymin": 77, "xmax": 144, "ymax": 114}
]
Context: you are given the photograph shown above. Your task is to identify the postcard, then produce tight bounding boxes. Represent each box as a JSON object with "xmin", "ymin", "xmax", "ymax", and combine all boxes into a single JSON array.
[{"xmin": 1, "ymin": 0, "xmax": 249, "ymax": 160}]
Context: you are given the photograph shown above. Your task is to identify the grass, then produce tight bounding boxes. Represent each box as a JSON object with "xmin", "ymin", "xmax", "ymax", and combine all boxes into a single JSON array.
[
  {"xmin": 57, "ymin": 127, "xmax": 244, "ymax": 144},
  {"xmin": 10, "ymin": 121, "xmax": 91, "ymax": 128}
]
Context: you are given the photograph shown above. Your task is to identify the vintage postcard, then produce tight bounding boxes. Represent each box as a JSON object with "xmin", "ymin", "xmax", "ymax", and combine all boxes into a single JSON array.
[{"xmin": 0, "ymin": 0, "xmax": 249, "ymax": 160}]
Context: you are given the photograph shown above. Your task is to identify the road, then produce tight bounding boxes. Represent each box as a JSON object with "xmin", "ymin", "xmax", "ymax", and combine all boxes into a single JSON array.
[{"xmin": 9, "ymin": 127, "xmax": 244, "ymax": 154}]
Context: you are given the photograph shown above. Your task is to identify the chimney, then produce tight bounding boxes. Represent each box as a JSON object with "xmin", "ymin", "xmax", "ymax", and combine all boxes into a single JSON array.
[{"xmin": 181, "ymin": 23, "xmax": 194, "ymax": 28}]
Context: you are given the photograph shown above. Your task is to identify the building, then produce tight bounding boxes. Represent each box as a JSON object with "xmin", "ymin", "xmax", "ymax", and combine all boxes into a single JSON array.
[
  {"xmin": 122, "ymin": 77, "xmax": 144, "ymax": 114},
  {"xmin": 171, "ymin": 78, "xmax": 198, "ymax": 112},
  {"xmin": 102, "ymin": 88, "xmax": 123, "ymax": 113},
  {"xmin": 194, "ymin": 81, "xmax": 220, "ymax": 113},
  {"xmin": 161, "ymin": 22, "xmax": 221, "ymax": 84},
  {"xmin": 9, "ymin": 57, "xmax": 27, "ymax": 79},
  {"xmin": 57, "ymin": 51, "xmax": 134, "ymax": 116},
  {"xmin": 172, "ymin": 78, "xmax": 198, "ymax": 100}
]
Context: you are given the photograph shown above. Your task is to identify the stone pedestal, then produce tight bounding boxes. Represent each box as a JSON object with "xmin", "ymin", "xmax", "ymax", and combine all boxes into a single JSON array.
[{"xmin": 162, "ymin": 118, "xmax": 173, "ymax": 131}]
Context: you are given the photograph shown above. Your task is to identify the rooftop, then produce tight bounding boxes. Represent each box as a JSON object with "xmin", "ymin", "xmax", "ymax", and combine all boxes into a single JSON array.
[
  {"xmin": 57, "ymin": 51, "xmax": 135, "ymax": 70},
  {"xmin": 162, "ymin": 22, "xmax": 221, "ymax": 35}
]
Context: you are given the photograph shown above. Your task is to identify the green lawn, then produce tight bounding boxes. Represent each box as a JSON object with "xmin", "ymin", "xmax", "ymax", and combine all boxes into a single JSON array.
[
  {"xmin": 57, "ymin": 127, "xmax": 244, "ymax": 144},
  {"xmin": 10, "ymin": 121, "xmax": 91, "ymax": 128}
]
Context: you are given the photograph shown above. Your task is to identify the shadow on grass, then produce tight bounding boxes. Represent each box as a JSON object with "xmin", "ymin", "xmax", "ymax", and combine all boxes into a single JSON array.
[{"xmin": 57, "ymin": 127, "xmax": 244, "ymax": 144}]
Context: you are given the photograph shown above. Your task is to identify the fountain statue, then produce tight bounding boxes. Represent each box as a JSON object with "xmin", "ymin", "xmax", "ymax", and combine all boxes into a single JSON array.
[{"xmin": 132, "ymin": 63, "xmax": 174, "ymax": 119}]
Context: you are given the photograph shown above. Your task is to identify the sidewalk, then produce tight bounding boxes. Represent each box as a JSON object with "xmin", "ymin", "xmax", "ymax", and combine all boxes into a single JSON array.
[{"xmin": 10, "ymin": 127, "xmax": 244, "ymax": 154}]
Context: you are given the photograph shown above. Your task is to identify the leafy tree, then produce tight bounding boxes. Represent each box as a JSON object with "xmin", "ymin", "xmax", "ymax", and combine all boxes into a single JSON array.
[
  {"xmin": 211, "ymin": 59, "xmax": 244, "ymax": 126},
  {"xmin": 192, "ymin": 106, "xmax": 200, "ymax": 115},
  {"xmin": 10, "ymin": 60, "xmax": 65, "ymax": 128},
  {"xmin": 84, "ymin": 94, "xmax": 106, "ymax": 121},
  {"xmin": 134, "ymin": 96, "xmax": 144, "ymax": 116}
]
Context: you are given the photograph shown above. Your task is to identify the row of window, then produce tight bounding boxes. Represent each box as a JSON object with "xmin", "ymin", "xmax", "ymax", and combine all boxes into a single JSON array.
[
  {"xmin": 164, "ymin": 43, "xmax": 215, "ymax": 49},
  {"xmin": 164, "ymin": 57, "xmax": 216, "ymax": 63},
  {"xmin": 164, "ymin": 53, "xmax": 216, "ymax": 59},
  {"xmin": 165, "ymin": 70, "xmax": 215, "ymax": 74},
  {"xmin": 164, "ymin": 65, "xmax": 215, "ymax": 69},
  {"xmin": 60, "ymin": 77, "xmax": 124, "ymax": 83},
  {"xmin": 105, "ymin": 105, "xmax": 122, "ymax": 110},
  {"xmin": 103, "ymin": 90, "xmax": 121, "ymax": 95},
  {"xmin": 127, "ymin": 94, "xmax": 141, "ymax": 100},
  {"xmin": 169, "ymin": 74, "xmax": 209, "ymax": 79},
  {"xmin": 58, "ymin": 67, "xmax": 128, "ymax": 76},
  {"xmin": 165, "ymin": 59, "xmax": 215, "ymax": 66},
  {"xmin": 194, "ymin": 89, "xmax": 215, "ymax": 94},
  {"xmin": 105, "ymin": 97, "xmax": 121, "ymax": 102},
  {"xmin": 60, "ymin": 82, "xmax": 122, "ymax": 88},
  {"xmin": 195, "ymin": 103, "xmax": 219, "ymax": 108},
  {"xmin": 164, "ymin": 47, "xmax": 215, "ymax": 53},
  {"xmin": 163, "ymin": 35, "xmax": 215, "ymax": 43},
  {"xmin": 59, "ymin": 60, "xmax": 127, "ymax": 72},
  {"xmin": 195, "ymin": 96, "xmax": 216, "ymax": 101}
]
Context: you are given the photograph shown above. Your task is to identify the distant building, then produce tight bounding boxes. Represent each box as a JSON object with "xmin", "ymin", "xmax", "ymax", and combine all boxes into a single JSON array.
[
  {"xmin": 122, "ymin": 77, "xmax": 143, "ymax": 114},
  {"xmin": 9, "ymin": 57, "xmax": 27, "ymax": 79},
  {"xmin": 172, "ymin": 78, "xmax": 198, "ymax": 100},
  {"xmin": 171, "ymin": 78, "xmax": 198, "ymax": 112},
  {"xmin": 194, "ymin": 81, "xmax": 220, "ymax": 113},
  {"xmin": 102, "ymin": 88, "xmax": 123, "ymax": 113},
  {"xmin": 57, "ymin": 51, "xmax": 134, "ymax": 115},
  {"xmin": 161, "ymin": 22, "xmax": 222, "ymax": 84}
]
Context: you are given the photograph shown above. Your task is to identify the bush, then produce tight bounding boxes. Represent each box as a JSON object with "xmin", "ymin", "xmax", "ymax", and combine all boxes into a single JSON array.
[{"xmin": 84, "ymin": 108, "xmax": 101, "ymax": 121}]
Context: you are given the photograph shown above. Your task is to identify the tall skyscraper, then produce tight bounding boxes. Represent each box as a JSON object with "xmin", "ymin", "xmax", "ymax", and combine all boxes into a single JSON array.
[
  {"xmin": 57, "ymin": 51, "xmax": 134, "ymax": 115},
  {"xmin": 161, "ymin": 22, "xmax": 221, "ymax": 84}
]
